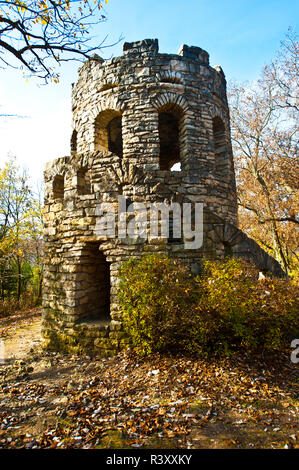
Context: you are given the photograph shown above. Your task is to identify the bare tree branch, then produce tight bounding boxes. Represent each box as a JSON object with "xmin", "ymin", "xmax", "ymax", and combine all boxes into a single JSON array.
[{"xmin": 0, "ymin": 0, "xmax": 121, "ymax": 81}]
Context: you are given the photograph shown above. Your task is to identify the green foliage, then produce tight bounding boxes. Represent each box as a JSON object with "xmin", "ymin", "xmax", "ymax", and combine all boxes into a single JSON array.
[
  {"xmin": 118, "ymin": 254, "xmax": 299, "ymax": 357},
  {"xmin": 0, "ymin": 258, "xmax": 40, "ymax": 317},
  {"xmin": 0, "ymin": 293, "xmax": 35, "ymax": 318},
  {"xmin": 0, "ymin": 157, "xmax": 43, "ymax": 315},
  {"xmin": 118, "ymin": 254, "xmax": 198, "ymax": 356},
  {"xmin": 195, "ymin": 259, "xmax": 298, "ymax": 354}
]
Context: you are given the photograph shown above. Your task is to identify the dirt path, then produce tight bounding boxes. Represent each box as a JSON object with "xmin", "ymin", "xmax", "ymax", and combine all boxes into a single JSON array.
[
  {"xmin": 0, "ymin": 310, "xmax": 298, "ymax": 449},
  {"xmin": 0, "ymin": 309, "xmax": 42, "ymax": 363}
]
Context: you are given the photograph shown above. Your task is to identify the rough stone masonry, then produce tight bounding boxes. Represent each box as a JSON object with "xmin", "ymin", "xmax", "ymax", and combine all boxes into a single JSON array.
[{"xmin": 42, "ymin": 39, "xmax": 284, "ymax": 355}]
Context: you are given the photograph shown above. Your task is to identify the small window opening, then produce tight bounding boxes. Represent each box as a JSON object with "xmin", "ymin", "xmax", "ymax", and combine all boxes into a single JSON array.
[
  {"xmin": 223, "ymin": 241, "xmax": 233, "ymax": 257},
  {"xmin": 77, "ymin": 168, "xmax": 91, "ymax": 195},
  {"xmin": 158, "ymin": 104, "xmax": 184, "ymax": 171},
  {"xmin": 160, "ymin": 76, "xmax": 182, "ymax": 85},
  {"xmin": 71, "ymin": 129, "xmax": 77, "ymax": 153},
  {"xmin": 168, "ymin": 211, "xmax": 183, "ymax": 244},
  {"xmin": 107, "ymin": 116, "xmax": 123, "ymax": 157},
  {"xmin": 95, "ymin": 110, "xmax": 123, "ymax": 158},
  {"xmin": 170, "ymin": 162, "xmax": 181, "ymax": 172},
  {"xmin": 53, "ymin": 175, "xmax": 64, "ymax": 199}
]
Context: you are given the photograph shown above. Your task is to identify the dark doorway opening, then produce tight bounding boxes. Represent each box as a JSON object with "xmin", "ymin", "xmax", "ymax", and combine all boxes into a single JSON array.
[{"xmin": 78, "ymin": 243, "xmax": 111, "ymax": 322}]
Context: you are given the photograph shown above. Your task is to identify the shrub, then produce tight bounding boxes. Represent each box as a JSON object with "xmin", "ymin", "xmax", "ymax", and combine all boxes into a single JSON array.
[
  {"xmin": 118, "ymin": 254, "xmax": 198, "ymax": 355},
  {"xmin": 194, "ymin": 259, "xmax": 299, "ymax": 354},
  {"xmin": 0, "ymin": 293, "xmax": 36, "ymax": 318},
  {"xmin": 118, "ymin": 254, "xmax": 299, "ymax": 356}
]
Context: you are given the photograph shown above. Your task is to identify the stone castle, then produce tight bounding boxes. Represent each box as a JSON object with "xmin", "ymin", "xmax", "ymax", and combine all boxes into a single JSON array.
[{"xmin": 42, "ymin": 39, "xmax": 284, "ymax": 355}]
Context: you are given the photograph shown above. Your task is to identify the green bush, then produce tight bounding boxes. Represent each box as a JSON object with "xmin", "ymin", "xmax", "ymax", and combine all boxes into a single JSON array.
[
  {"xmin": 118, "ymin": 254, "xmax": 299, "ymax": 356},
  {"xmin": 118, "ymin": 254, "xmax": 198, "ymax": 355},
  {"xmin": 194, "ymin": 259, "xmax": 299, "ymax": 354},
  {"xmin": 0, "ymin": 260, "xmax": 42, "ymax": 318}
]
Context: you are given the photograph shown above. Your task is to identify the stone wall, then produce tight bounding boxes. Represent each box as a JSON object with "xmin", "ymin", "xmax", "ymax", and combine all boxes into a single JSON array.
[{"xmin": 42, "ymin": 39, "xmax": 284, "ymax": 356}]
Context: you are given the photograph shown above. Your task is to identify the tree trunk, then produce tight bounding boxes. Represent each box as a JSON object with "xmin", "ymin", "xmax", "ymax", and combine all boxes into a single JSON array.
[{"xmin": 16, "ymin": 256, "xmax": 21, "ymax": 301}]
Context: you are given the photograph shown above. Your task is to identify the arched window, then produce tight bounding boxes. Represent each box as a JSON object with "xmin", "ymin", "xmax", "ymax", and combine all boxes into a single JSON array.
[
  {"xmin": 71, "ymin": 129, "xmax": 77, "ymax": 153},
  {"xmin": 95, "ymin": 110, "xmax": 123, "ymax": 157},
  {"xmin": 53, "ymin": 175, "xmax": 64, "ymax": 199},
  {"xmin": 158, "ymin": 103, "xmax": 184, "ymax": 171},
  {"xmin": 77, "ymin": 243, "xmax": 111, "ymax": 322},
  {"xmin": 212, "ymin": 116, "xmax": 228, "ymax": 174},
  {"xmin": 77, "ymin": 168, "xmax": 91, "ymax": 195}
]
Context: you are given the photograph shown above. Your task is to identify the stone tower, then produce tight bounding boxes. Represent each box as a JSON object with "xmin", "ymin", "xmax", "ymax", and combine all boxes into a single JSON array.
[{"xmin": 42, "ymin": 39, "xmax": 284, "ymax": 355}]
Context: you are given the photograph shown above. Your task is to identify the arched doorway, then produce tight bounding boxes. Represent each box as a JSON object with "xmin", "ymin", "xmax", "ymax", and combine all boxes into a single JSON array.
[{"xmin": 77, "ymin": 243, "xmax": 111, "ymax": 322}]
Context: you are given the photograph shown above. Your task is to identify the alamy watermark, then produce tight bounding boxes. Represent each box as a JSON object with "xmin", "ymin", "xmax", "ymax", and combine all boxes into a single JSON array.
[
  {"xmin": 95, "ymin": 196, "xmax": 203, "ymax": 250},
  {"xmin": 290, "ymin": 339, "xmax": 299, "ymax": 364}
]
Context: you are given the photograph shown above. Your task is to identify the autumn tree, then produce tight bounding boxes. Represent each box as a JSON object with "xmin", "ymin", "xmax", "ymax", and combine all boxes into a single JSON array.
[
  {"xmin": 0, "ymin": 157, "xmax": 43, "ymax": 302},
  {"xmin": 0, "ymin": 0, "xmax": 112, "ymax": 81},
  {"xmin": 26, "ymin": 183, "xmax": 43, "ymax": 303},
  {"xmin": 229, "ymin": 29, "xmax": 298, "ymax": 276}
]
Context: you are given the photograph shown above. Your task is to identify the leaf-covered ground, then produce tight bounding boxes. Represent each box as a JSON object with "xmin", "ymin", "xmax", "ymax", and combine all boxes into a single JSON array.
[{"xmin": 0, "ymin": 310, "xmax": 298, "ymax": 449}]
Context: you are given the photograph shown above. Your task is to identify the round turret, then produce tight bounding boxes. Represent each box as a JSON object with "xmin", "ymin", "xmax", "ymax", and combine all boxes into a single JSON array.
[
  {"xmin": 42, "ymin": 39, "xmax": 284, "ymax": 356},
  {"xmin": 70, "ymin": 39, "xmax": 237, "ymax": 224}
]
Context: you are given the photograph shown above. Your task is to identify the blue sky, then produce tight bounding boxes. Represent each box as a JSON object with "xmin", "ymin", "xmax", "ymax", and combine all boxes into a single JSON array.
[{"xmin": 0, "ymin": 0, "xmax": 297, "ymax": 184}]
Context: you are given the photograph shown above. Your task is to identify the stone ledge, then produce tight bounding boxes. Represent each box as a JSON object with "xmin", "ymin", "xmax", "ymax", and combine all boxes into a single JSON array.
[
  {"xmin": 77, "ymin": 319, "xmax": 111, "ymax": 330},
  {"xmin": 123, "ymin": 39, "xmax": 159, "ymax": 55}
]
